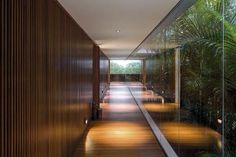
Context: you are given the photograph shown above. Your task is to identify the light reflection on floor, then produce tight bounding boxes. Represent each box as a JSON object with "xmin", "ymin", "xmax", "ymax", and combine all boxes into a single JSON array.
[
  {"xmin": 101, "ymin": 103, "xmax": 138, "ymax": 112},
  {"xmin": 143, "ymin": 103, "xmax": 178, "ymax": 113},
  {"xmin": 128, "ymin": 82, "xmax": 223, "ymax": 156},
  {"xmin": 104, "ymin": 95, "xmax": 133, "ymax": 100},
  {"xmin": 159, "ymin": 122, "xmax": 221, "ymax": 148},
  {"xmin": 106, "ymin": 91, "xmax": 130, "ymax": 95},
  {"xmin": 74, "ymin": 82, "xmax": 224, "ymax": 157},
  {"xmin": 131, "ymin": 91, "xmax": 164, "ymax": 103},
  {"xmin": 135, "ymin": 94, "xmax": 163, "ymax": 99},
  {"xmin": 74, "ymin": 82, "xmax": 166, "ymax": 157},
  {"xmin": 104, "ymin": 89, "xmax": 133, "ymax": 100},
  {"xmin": 85, "ymin": 122, "xmax": 153, "ymax": 152}
]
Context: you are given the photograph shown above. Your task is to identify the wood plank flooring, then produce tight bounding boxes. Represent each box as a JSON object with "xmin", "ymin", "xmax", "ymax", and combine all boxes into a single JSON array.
[{"xmin": 73, "ymin": 82, "xmax": 165, "ymax": 157}]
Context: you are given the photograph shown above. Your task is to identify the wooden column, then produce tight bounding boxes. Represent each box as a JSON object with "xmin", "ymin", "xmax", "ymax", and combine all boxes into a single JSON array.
[
  {"xmin": 175, "ymin": 48, "xmax": 180, "ymax": 105},
  {"xmin": 108, "ymin": 60, "xmax": 111, "ymax": 84},
  {"xmin": 93, "ymin": 44, "xmax": 100, "ymax": 119},
  {"xmin": 142, "ymin": 59, "xmax": 147, "ymax": 85}
]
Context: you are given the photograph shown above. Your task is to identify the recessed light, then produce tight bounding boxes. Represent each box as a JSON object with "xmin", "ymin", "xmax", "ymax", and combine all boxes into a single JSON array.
[
  {"xmin": 84, "ymin": 118, "xmax": 88, "ymax": 125},
  {"xmin": 116, "ymin": 30, "xmax": 120, "ymax": 33}
]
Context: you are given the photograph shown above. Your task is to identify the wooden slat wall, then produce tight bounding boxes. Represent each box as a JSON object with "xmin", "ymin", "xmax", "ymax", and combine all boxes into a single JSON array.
[
  {"xmin": 99, "ymin": 51, "xmax": 109, "ymax": 101},
  {"xmin": 92, "ymin": 45, "xmax": 100, "ymax": 119},
  {"xmin": 92, "ymin": 45, "xmax": 109, "ymax": 119},
  {"xmin": 1, "ymin": 0, "xmax": 94, "ymax": 157}
]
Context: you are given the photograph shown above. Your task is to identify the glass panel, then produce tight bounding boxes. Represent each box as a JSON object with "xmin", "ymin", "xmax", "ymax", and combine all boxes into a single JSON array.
[
  {"xmin": 128, "ymin": 0, "xmax": 234, "ymax": 156},
  {"xmin": 177, "ymin": 1, "xmax": 224, "ymax": 155},
  {"xmin": 224, "ymin": 0, "xmax": 236, "ymax": 156}
]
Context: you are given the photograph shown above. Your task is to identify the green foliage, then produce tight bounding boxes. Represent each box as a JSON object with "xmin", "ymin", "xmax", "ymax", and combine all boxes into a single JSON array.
[
  {"xmin": 176, "ymin": 0, "xmax": 236, "ymax": 154},
  {"xmin": 146, "ymin": 49, "xmax": 175, "ymax": 101},
  {"xmin": 110, "ymin": 61, "xmax": 141, "ymax": 74},
  {"xmin": 196, "ymin": 151, "xmax": 218, "ymax": 157},
  {"xmin": 139, "ymin": 0, "xmax": 236, "ymax": 155},
  {"xmin": 110, "ymin": 62, "xmax": 125, "ymax": 74},
  {"xmin": 126, "ymin": 62, "xmax": 141, "ymax": 74}
]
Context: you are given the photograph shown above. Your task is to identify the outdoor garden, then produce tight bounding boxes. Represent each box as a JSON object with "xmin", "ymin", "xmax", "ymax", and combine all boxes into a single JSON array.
[{"xmin": 133, "ymin": 0, "xmax": 236, "ymax": 156}]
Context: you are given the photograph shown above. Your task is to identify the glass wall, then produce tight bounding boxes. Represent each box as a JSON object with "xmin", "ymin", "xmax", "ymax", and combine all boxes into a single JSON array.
[
  {"xmin": 224, "ymin": 0, "xmax": 236, "ymax": 156},
  {"xmin": 129, "ymin": 0, "xmax": 236, "ymax": 156}
]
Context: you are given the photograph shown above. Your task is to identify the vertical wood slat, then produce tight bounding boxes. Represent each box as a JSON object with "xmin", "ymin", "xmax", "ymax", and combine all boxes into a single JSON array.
[
  {"xmin": 99, "ymin": 51, "xmax": 109, "ymax": 101},
  {"xmin": 92, "ymin": 45, "xmax": 100, "ymax": 119},
  {"xmin": 1, "ymin": 0, "xmax": 3, "ymax": 155},
  {"xmin": 1, "ymin": 0, "xmax": 94, "ymax": 156},
  {"xmin": 92, "ymin": 45, "xmax": 109, "ymax": 119}
]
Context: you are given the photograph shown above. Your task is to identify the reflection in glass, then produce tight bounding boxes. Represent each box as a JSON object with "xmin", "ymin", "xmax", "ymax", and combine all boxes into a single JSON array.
[{"xmin": 129, "ymin": 0, "xmax": 236, "ymax": 156}]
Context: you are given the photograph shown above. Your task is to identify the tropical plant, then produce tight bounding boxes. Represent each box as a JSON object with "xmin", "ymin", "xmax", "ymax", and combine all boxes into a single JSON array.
[
  {"xmin": 175, "ymin": 0, "xmax": 236, "ymax": 155},
  {"xmin": 133, "ymin": 0, "xmax": 236, "ymax": 155}
]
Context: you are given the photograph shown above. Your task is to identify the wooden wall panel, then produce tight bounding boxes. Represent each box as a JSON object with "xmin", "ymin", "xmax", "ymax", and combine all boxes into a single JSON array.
[
  {"xmin": 99, "ymin": 51, "xmax": 109, "ymax": 101},
  {"xmin": 92, "ymin": 45, "xmax": 100, "ymax": 119},
  {"xmin": 1, "ymin": 0, "xmax": 93, "ymax": 157},
  {"xmin": 92, "ymin": 45, "xmax": 109, "ymax": 119}
]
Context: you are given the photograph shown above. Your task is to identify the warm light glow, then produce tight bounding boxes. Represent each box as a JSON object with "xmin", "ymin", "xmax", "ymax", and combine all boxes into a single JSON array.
[
  {"xmin": 217, "ymin": 138, "xmax": 222, "ymax": 149},
  {"xmin": 85, "ymin": 136, "xmax": 93, "ymax": 153},
  {"xmin": 110, "ymin": 82, "xmax": 127, "ymax": 86},
  {"xmin": 104, "ymin": 95, "xmax": 132, "ymax": 100},
  {"xmin": 85, "ymin": 122, "xmax": 152, "ymax": 152},
  {"xmin": 217, "ymin": 119, "xmax": 222, "ymax": 124},
  {"xmin": 144, "ymin": 103, "xmax": 178, "ymax": 113},
  {"xmin": 107, "ymin": 91, "xmax": 130, "ymax": 95},
  {"xmin": 110, "ymin": 86, "xmax": 128, "ymax": 88},
  {"xmin": 159, "ymin": 122, "xmax": 221, "ymax": 147},
  {"xmin": 134, "ymin": 93, "xmax": 164, "ymax": 101},
  {"xmin": 101, "ymin": 103, "xmax": 138, "ymax": 112}
]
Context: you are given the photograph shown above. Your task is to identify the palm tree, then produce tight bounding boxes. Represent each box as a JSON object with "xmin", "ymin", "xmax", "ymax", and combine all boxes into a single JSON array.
[{"xmin": 175, "ymin": 0, "xmax": 236, "ymax": 155}]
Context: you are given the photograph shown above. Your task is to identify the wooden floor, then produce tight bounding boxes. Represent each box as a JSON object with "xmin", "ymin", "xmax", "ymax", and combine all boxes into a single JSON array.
[{"xmin": 73, "ymin": 82, "xmax": 165, "ymax": 157}]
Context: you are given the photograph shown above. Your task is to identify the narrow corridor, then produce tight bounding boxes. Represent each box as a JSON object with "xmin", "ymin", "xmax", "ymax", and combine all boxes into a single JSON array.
[{"xmin": 73, "ymin": 82, "xmax": 165, "ymax": 157}]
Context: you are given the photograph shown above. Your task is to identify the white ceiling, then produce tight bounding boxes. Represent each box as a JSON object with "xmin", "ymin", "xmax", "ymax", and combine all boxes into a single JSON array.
[{"xmin": 57, "ymin": 0, "xmax": 180, "ymax": 59}]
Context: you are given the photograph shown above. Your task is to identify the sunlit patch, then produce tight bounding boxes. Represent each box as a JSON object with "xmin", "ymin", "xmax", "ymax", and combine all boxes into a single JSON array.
[
  {"xmin": 159, "ymin": 122, "xmax": 221, "ymax": 147},
  {"xmin": 133, "ymin": 93, "xmax": 165, "ymax": 103},
  {"xmin": 132, "ymin": 90, "xmax": 163, "ymax": 98},
  {"xmin": 104, "ymin": 95, "xmax": 133, "ymax": 100},
  {"xmin": 110, "ymin": 86, "xmax": 127, "ymax": 89},
  {"xmin": 107, "ymin": 91, "xmax": 130, "ymax": 95},
  {"xmin": 128, "ymin": 87, "xmax": 145, "ymax": 91},
  {"xmin": 135, "ymin": 94, "xmax": 163, "ymax": 99},
  {"xmin": 85, "ymin": 122, "xmax": 152, "ymax": 151},
  {"xmin": 144, "ymin": 103, "xmax": 178, "ymax": 112},
  {"xmin": 101, "ymin": 103, "xmax": 138, "ymax": 112}
]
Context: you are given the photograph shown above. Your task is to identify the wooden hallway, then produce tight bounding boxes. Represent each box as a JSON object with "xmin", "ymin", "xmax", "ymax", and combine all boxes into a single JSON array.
[{"xmin": 73, "ymin": 82, "xmax": 165, "ymax": 157}]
